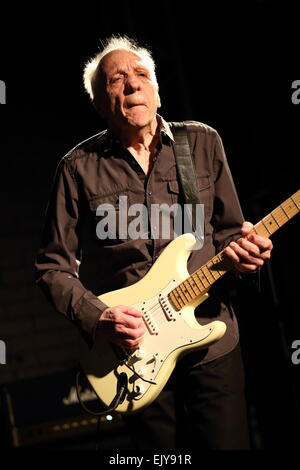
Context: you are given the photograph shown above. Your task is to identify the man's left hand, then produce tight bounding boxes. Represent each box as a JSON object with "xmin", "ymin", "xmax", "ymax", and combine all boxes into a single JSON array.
[{"xmin": 224, "ymin": 221, "xmax": 273, "ymax": 273}]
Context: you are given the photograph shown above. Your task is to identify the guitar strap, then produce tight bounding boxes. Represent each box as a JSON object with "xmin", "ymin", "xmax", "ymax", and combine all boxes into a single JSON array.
[{"xmin": 170, "ymin": 121, "xmax": 205, "ymax": 241}]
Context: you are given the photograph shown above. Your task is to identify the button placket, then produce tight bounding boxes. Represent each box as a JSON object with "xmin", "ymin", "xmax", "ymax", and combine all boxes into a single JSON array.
[{"xmin": 145, "ymin": 168, "xmax": 160, "ymax": 265}]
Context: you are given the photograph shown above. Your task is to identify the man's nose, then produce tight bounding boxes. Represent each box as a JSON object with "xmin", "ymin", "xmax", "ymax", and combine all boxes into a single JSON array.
[{"xmin": 124, "ymin": 74, "xmax": 141, "ymax": 94}]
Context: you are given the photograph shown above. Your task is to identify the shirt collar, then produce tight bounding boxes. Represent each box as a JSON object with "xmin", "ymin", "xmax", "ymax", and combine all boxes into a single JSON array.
[
  {"xmin": 156, "ymin": 114, "xmax": 174, "ymax": 142},
  {"xmin": 99, "ymin": 113, "xmax": 174, "ymax": 154}
]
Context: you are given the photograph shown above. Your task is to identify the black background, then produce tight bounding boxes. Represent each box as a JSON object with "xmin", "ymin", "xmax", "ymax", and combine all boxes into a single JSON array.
[{"xmin": 0, "ymin": 0, "xmax": 299, "ymax": 450}]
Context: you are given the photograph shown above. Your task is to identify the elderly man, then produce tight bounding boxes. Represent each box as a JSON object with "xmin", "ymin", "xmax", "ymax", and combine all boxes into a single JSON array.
[{"xmin": 35, "ymin": 36, "xmax": 272, "ymax": 450}]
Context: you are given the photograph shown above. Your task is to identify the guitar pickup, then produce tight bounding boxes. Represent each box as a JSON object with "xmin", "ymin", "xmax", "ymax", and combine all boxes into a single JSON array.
[
  {"xmin": 143, "ymin": 309, "xmax": 159, "ymax": 335},
  {"xmin": 159, "ymin": 295, "xmax": 176, "ymax": 321}
]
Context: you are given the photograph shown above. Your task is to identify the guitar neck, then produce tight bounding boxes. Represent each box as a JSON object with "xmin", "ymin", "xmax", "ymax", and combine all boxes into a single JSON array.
[{"xmin": 169, "ymin": 189, "xmax": 300, "ymax": 310}]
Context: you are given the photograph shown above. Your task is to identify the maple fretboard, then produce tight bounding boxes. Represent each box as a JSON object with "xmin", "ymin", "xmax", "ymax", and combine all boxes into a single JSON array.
[{"xmin": 169, "ymin": 189, "xmax": 300, "ymax": 310}]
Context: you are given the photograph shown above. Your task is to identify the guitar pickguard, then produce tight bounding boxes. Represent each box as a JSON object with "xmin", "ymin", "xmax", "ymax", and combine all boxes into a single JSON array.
[{"xmin": 123, "ymin": 280, "xmax": 212, "ymax": 400}]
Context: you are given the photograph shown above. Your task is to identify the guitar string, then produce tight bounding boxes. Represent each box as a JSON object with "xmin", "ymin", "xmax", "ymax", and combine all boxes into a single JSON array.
[
  {"xmin": 142, "ymin": 208, "xmax": 299, "ymax": 326},
  {"xmin": 124, "ymin": 194, "xmax": 300, "ymax": 372},
  {"xmin": 140, "ymin": 194, "xmax": 300, "ymax": 329},
  {"xmin": 141, "ymin": 209, "xmax": 292, "ymax": 322}
]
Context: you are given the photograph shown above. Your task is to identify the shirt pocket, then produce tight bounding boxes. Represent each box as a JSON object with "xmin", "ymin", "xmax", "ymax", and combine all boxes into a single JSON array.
[
  {"xmin": 168, "ymin": 180, "xmax": 181, "ymax": 204},
  {"xmin": 88, "ymin": 188, "xmax": 132, "ymax": 244},
  {"xmin": 167, "ymin": 176, "xmax": 211, "ymax": 217}
]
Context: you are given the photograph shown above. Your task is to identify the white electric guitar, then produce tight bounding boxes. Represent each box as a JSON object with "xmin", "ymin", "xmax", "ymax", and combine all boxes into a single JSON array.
[{"xmin": 80, "ymin": 190, "xmax": 300, "ymax": 414}]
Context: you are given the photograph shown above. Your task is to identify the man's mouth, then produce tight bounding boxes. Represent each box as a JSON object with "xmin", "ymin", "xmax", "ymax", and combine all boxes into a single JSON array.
[{"xmin": 127, "ymin": 103, "xmax": 146, "ymax": 109}]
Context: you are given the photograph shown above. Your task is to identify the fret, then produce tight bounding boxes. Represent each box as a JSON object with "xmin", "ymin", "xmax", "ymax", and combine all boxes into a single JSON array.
[
  {"xmin": 271, "ymin": 206, "xmax": 289, "ymax": 227},
  {"xmin": 253, "ymin": 222, "xmax": 270, "ymax": 237},
  {"xmin": 212, "ymin": 258, "xmax": 222, "ymax": 275},
  {"xmin": 169, "ymin": 291, "xmax": 183, "ymax": 310},
  {"xmin": 215, "ymin": 264, "xmax": 227, "ymax": 276},
  {"xmin": 201, "ymin": 265, "xmax": 215, "ymax": 285},
  {"xmin": 280, "ymin": 204, "xmax": 290, "ymax": 220},
  {"xmin": 195, "ymin": 270, "xmax": 210, "ymax": 289},
  {"xmin": 177, "ymin": 284, "xmax": 191, "ymax": 304},
  {"xmin": 295, "ymin": 190, "xmax": 300, "ymax": 206},
  {"xmin": 188, "ymin": 274, "xmax": 202, "ymax": 296},
  {"xmin": 192, "ymin": 271, "xmax": 208, "ymax": 292},
  {"xmin": 260, "ymin": 219, "xmax": 272, "ymax": 236},
  {"xmin": 292, "ymin": 195, "xmax": 300, "ymax": 210},
  {"xmin": 281, "ymin": 198, "xmax": 298, "ymax": 219},
  {"xmin": 262, "ymin": 214, "xmax": 278, "ymax": 235},
  {"xmin": 270, "ymin": 213, "xmax": 280, "ymax": 228},
  {"xmin": 218, "ymin": 252, "xmax": 225, "ymax": 261},
  {"xmin": 173, "ymin": 288, "xmax": 186, "ymax": 308},
  {"xmin": 182, "ymin": 280, "xmax": 195, "ymax": 301},
  {"xmin": 206, "ymin": 261, "xmax": 220, "ymax": 280},
  {"xmin": 168, "ymin": 189, "xmax": 299, "ymax": 310},
  {"xmin": 213, "ymin": 253, "xmax": 228, "ymax": 275},
  {"xmin": 187, "ymin": 278, "xmax": 203, "ymax": 299}
]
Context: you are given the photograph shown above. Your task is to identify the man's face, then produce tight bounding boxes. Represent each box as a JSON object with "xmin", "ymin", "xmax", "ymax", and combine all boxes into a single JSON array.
[{"xmin": 96, "ymin": 49, "xmax": 161, "ymax": 131}]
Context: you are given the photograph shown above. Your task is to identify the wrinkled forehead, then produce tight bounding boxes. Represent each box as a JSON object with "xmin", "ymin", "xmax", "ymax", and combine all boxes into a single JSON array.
[{"xmin": 98, "ymin": 49, "xmax": 157, "ymax": 85}]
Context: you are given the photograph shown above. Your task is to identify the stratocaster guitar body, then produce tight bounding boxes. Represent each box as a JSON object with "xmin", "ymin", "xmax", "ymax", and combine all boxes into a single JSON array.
[
  {"xmin": 80, "ymin": 233, "xmax": 226, "ymax": 414},
  {"xmin": 80, "ymin": 189, "xmax": 300, "ymax": 414}
]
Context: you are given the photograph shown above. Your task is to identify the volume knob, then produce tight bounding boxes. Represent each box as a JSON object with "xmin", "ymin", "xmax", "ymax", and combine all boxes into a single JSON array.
[{"xmin": 137, "ymin": 367, "xmax": 147, "ymax": 378}]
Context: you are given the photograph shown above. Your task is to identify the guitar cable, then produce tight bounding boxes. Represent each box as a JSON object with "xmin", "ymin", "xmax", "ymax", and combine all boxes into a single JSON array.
[{"xmin": 75, "ymin": 369, "xmax": 128, "ymax": 450}]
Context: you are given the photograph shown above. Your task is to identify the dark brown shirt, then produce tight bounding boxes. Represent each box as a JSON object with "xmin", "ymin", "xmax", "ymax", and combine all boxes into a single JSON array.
[{"xmin": 35, "ymin": 116, "xmax": 245, "ymax": 364}]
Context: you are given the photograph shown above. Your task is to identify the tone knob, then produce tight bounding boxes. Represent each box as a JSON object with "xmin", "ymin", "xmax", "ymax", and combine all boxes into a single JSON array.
[{"xmin": 135, "ymin": 348, "xmax": 146, "ymax": 360}]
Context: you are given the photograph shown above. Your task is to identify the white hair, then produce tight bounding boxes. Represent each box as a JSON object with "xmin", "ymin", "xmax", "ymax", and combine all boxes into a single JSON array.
[{"xmin": 83, "ymin": 35, "xmax": 158, "ymax": 103}]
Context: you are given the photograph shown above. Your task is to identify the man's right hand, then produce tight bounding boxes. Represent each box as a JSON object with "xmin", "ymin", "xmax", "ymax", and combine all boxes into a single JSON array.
[{"xmin": 96, "ymin": 305, "xmax": 145, "ymax": 351}]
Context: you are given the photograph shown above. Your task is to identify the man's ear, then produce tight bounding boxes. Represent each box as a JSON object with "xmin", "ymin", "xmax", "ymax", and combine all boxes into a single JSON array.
[
  {"xmin": 156, "ymin": 90, "xmax": 161, "ymax": 108},
  {"xmin": 91, "ymin": 69, "xmax": 107, "ymax": 118}
]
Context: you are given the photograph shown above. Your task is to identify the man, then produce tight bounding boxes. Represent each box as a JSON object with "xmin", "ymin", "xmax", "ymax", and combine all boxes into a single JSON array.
[{"xmin": 35, "ymin": 35, "xmax": 273, "ymax": 450}]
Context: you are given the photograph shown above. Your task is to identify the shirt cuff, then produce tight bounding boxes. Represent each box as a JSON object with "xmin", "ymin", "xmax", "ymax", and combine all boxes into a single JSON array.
[{"xmin": 74, "ymin": 291, "xmax": 109, "ymax": 348}]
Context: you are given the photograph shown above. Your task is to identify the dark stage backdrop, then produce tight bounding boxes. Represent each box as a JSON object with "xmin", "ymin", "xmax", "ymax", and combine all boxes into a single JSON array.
[{"xmin": 0, "ymin": 0, "xmax": 299, "ymax": 450}]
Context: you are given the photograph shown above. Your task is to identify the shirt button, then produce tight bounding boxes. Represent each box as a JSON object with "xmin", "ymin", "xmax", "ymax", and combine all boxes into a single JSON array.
[{"xmin": 148, "ymin": 191, "xmax": 152, "ymax": 196}]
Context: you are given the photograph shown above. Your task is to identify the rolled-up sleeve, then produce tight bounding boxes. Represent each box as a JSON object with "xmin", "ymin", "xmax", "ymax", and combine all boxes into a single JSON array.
[{"xmin": 34, "ymin": 157, "xmax": 108, "ymax": 347}]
